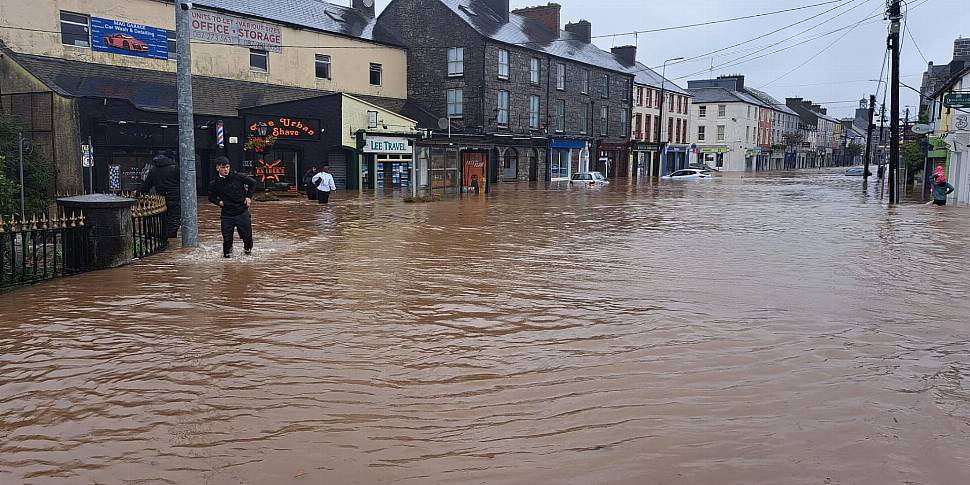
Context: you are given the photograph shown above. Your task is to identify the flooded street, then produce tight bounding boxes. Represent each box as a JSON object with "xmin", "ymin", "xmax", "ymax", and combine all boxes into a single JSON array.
[{"xmin": 2, "ymin": 171, "xmax": 970, "ymax": 484}]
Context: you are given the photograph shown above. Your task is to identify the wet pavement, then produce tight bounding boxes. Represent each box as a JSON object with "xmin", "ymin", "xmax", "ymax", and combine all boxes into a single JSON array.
[{"xmin": 2, "ymin": 171, "xmax": 969, "ymax": 484}]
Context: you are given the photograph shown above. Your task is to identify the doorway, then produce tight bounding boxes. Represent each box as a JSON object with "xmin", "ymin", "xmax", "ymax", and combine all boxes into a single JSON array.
[{"xmin": 462, "ymin": 152, "xmax": 487, "ymax": 193}]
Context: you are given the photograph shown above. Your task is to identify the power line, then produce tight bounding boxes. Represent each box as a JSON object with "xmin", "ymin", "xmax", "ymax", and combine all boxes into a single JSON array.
[{"xmin": 903, "ymin": 13, "xmax": 928, "ymax": 64}]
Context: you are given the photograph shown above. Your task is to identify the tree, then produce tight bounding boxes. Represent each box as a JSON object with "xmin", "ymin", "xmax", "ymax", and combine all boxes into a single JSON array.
[
  {"xmin": 845, "ymin": 143, "xmax": 864, "ymax": 160},
  {"xmin": 901, "ymin": 140, "xmax": 925, "ymax": 184},
  {"xmin": 0, "ymin": 111, "xmax": 55, "ymax": 215},
  {"xmin": 782, "ymin": 132, "xmax": 804, "ymax": 149}
]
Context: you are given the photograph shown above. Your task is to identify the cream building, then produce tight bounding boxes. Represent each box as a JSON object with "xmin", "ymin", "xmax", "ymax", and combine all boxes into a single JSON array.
[{"xmin": 0, "ymin": 0, "xmax": 422, "ymax": 194}]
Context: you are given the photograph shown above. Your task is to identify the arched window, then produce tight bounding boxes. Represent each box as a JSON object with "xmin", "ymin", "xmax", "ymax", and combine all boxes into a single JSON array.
[{"xmin": 502, "ymin": 148, "xmax": 518, "ymax": 181}]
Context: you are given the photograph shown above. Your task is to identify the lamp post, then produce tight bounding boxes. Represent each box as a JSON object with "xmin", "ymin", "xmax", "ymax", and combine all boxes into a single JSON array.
[{"xmin": 658, "ymin": 57, "xmax": 684, "ymax": 175}]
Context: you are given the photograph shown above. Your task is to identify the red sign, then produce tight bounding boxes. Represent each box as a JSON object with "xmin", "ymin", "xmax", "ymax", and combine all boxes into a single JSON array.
[
  {"xmin": 248, "ymin": 116, "xmax": 321, "ymax": 140},
  {"xmin": 255, "ymin": 159, "xmax": 286, "ymax": 183}
]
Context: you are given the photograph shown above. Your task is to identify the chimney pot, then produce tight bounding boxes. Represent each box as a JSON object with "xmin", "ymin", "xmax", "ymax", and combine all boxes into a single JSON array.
[
  {"xmin": 512, "ymin": 3, "xmax": 562, "ymax": 36},
  {"xmin": 611, "ymin": 45, "xmax": 637, "ymax": 66},
  {"xmin": 565, "ymin": 20, "xmax": 592, "ymax": 43}
]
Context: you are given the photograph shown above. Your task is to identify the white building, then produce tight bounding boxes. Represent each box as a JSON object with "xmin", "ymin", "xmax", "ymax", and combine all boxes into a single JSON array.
[
  {"xmin": 688, "ymin": 76, "xmax": 766, "ymax": 172},
  {"xmin": 926, "ymin": 64, "xmax": 970, "ymax": 204}
]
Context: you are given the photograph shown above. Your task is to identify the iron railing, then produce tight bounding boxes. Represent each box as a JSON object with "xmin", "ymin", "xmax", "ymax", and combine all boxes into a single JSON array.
[
  {"xmin": 0, "ymin": 210, "xmax": 89, "ymax": 290},
  {"xmin": 132, "ymin": 194, "xmax": 169, "ymax": 259}
]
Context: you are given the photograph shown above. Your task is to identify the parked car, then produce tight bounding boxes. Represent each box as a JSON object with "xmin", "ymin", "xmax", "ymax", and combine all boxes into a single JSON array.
[
  {"xmin": 570, "ymin": 172, "xmax": 610, "ymax": 185},
  {"xmin": 845, "ymin": 167, "xmax": 872, "ymax": 176},
  {"xmin": 662, "ymin": 169, "xmax": 713, "ymax": 180},
  {"xmin": 103, "ymin": 33, "xmax": 149, "ymax": 52}
]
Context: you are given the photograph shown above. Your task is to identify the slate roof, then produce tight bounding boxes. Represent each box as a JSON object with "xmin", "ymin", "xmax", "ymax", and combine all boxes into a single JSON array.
[
  {"xmin": 632, "ymin": 62, "xmax": 688, "ymax": 96},
  {"xmin": 743, "ymin": 87, "xmax": 799, "ymax": 116},
  {"xmin": 11, "ymin": 54, "xmax": 421, "ymax": 123},
  {"xmin": 434, "ymin": 0, "xmax": 633, "ymax": 75},
  {"xmin": 688, "ymin": 87, "xmax": 766, "ymax": 107},
  {"xmin": 194, "ymin": 0, "xmax": 400, "ymax": 46}
]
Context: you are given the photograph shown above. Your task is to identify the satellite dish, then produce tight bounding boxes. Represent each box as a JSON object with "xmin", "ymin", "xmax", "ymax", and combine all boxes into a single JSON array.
[{"xmin": 438, "ymin": 117, "xmax": 450, "ymax": 130}]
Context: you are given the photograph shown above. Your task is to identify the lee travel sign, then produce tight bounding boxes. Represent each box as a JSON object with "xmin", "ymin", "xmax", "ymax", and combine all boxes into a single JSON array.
[{"xmin": 364, "ymin": 136, "xmax": 411, "ymax": 154}]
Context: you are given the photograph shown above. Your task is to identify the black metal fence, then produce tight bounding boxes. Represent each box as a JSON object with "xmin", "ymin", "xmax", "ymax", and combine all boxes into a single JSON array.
[
  {"xmin": 0, "ymin": 210, "xmax": 89, "ymax": 290},
  {"xmin": 132, "ymin": 194, "xmax": 169, "ymax": 259}
]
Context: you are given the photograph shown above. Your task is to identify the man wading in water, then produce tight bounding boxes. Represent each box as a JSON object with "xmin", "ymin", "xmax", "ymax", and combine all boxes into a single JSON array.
[{"xmin": 208, "ymin": 157, "xmax": 258, "ymax": 258}]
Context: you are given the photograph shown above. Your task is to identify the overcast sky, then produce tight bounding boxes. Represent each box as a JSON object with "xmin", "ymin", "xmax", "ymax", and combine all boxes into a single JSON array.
[{"xmin": 370, "ymin": 0, "xmax": 968, "ymax": 119}]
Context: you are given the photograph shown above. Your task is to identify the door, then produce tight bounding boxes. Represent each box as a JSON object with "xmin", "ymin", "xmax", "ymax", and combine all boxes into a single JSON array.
[
  {"xmin": 528, "ymin": 149, "xmax": 539, "ymax": 182},
  {"xmin": 462, "ymin": 152, "xmax": 487, "ymax": 193}
]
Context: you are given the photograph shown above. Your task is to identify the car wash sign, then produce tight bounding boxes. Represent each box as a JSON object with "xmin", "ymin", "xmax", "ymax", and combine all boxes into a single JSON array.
[
  {"xmin": 191, "ymin": 10, "xmax": 282, "ymax": 53},
  {"xmin": 91, "ymin": 17, "xmax": 168, "ymax": 59}
]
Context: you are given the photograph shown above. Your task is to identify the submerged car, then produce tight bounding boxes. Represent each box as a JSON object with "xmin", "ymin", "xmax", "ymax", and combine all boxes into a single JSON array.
[
  {"xmin": 103, "ymin": 33, "xmax": 149, "ymax": 52},
  {"xmin": 845, "ymin": 167, "xmax": 872, "ymax": 176},
  {"xmin": 662, "ymin": 169, "xmax": 713, "ymax": 180},
  {"xmin": 570, "ymin": 172, "xmax": 610, "ymax": 185}
]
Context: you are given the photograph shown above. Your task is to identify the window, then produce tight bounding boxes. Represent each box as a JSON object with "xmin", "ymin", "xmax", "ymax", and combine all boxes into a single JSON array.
[
  {"xmin": 677, "ymin": 96, "xmax": 683, "ymax": 114},
  {"xmin": 315, "ymin": 54, "xmax": 332, "ymax": 79},
  {"xmin": 718, "ymin": 105, "xmax": 726, "ymax": 118},
  {"xmin": 60, "ymin": 11, "xmax": 90, "ymax": 47},
  {"xmin": 601, "ymin": 75, "xmax": 610, "ymax": 98},
  {"xmin": 699, "ymin": 105, "xmax": 707, "ymax": 118},
  {"xmin": 668, "ymin": 118, "xmax": 674, "ymax": 143},
  {"xmin": 645, "ymin": 116, "xmax": 652, "ymax": 142},
  {"xmin": 697, "ymin": 126, "xmax": 706, "ymax": 142},
  {"xmin": 654, "ymin": 115, "xmax": 661, "ymax": 141},
  {"xmin": 556, "ymin": 63, "xmax": 566, "ymax": 91},
  {"xmin": 530, "ymin": 57, "xmax": 541, "ymax": 85},
  {"xmin": 498, "ymin": 49, "xmax": 509, "ymax": 79},
  {"xmin": 529, "ymin": 95, "xmax": 540, "ymax": 129},
  {"xmin": 747, "ymin": 106, "xmax": 751, "ymax": 118},
  {"xmin": 166, "ymin": 30, "xmax": 176, "ymax": 60},
  {"xmin": 635, "ymin": 87, "xmax": 643, "ymax": 106},
  {"xmin": 448, "ymin": 47, "xmax": 464, "ymax": 76},
  {"xmin": 582, "ymin": 69, "xmax": 590, "ymax": 94},
  {"xmin": 497, "ymin": 90, "xmax": 509, "ymax": 128},
  {"xmin": 600, "ymin": 105, "xmax": 609, "ymax": 135},
  {"xmin": 620, "ymin": 109, "xmax": 628, "ymax": 136},
  {"xmin": 675, "ymin": 119, "xmax": 681, "ymax": 143},
  {"xmin": 555, "ymin": 99, "xmax": 566, "ymax": 132},
  {"xmin": 668, "ymin": 94, "xmax": 674, "ymax": 112},
  {"xmin": 717, "ymin": 125, "xmax": 725, "ymax": 142},
  {"xmin": 447, "ymin": 89, "xmax": 463, "ymax": 118},
  {"xmin": 746, "ymin": 126, "xmax": 750, "ymax": 143},
  {"xmin": 368, "ymin": 110, "xmax": 378, "ymax": 129},
  {"xmin": 250, "ymin": 49, "xmax": 268, "ymax": 72},
  {"xmin": 655, "ymin": 90, "xmax": 661, "ymax": 108},
  {"xmin": 369, "ymin": 63, "xmax": 382, "ymax": 85},
  {"xmin": 580, "ymin": 100, "xmax": 589, "ymax": 133}
]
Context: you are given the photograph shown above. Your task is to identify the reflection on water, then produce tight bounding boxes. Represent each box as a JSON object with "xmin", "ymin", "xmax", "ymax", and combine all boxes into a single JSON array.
[{"xmin": 2, "ymin": 171, "xmax": 970, "ymax": 484}]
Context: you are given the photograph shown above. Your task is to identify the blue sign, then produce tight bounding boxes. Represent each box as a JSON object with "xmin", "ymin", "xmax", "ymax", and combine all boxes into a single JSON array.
[
  {"xmin": 91, "ymin": 17, "xmax": 168, "ymax": 60},
  {"xmin": 550, "ymin": 138, "xmax": 586, "ymax": 149}
]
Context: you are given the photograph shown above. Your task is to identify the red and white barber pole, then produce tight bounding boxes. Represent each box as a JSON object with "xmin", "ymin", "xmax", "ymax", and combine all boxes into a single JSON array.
[{"xmin": 216, "ymin": 120, "xmax": 225, "ymax": 148}]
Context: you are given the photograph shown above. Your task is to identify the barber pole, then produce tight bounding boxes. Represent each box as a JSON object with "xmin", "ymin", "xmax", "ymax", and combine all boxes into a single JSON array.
[{"xmin": 216, "ymin": 120, "xmax": 225, "ymax": 148}]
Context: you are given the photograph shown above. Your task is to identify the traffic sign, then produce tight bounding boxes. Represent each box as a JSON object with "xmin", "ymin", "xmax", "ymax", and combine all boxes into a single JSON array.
[
  {"xmin": 943, "ymin": 92, "xmax": 970, "ymax": 108},
  {"xmin": 81, "ymin": 144, "xmax": 93, "ymax": 167}
]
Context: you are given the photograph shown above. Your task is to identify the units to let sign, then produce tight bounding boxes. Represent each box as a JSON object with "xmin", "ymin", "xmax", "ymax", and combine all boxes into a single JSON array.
[
  {"xmin": 191, "ymin": 11, "xmax": 282, "ymax": 53},
  {"xmin": 944, "ymin": 93, "xmax": 970, "ymax": 108}
]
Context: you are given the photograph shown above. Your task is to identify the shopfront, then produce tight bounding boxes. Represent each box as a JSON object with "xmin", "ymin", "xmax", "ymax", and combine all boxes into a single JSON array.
[
  {"xmin": 700, "ymin": 146, "xmax": 730, "ymax": 170},
  {"xmin": 664, "ymin": 145, "xmax": 689, "ymax": 175},
  {"xmin": 632, "ymin": 142, "xmax": 660, "ymax": 178},
  {"xmin": 550, "ymin": 138, "xmax": 587, "ymax": 181},
  {"xmin": 597, "ymin": 142, "xmax": 630, "ymax": 178},
  {"xmin": 359, "ymin": 134, "xmax": 414, "ymax": 193}
]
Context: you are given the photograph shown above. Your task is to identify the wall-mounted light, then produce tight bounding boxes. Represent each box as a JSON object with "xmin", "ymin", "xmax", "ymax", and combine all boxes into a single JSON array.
[{"xmin": 118, "ymin": 120, "xmax": 128, "ymax": 124}]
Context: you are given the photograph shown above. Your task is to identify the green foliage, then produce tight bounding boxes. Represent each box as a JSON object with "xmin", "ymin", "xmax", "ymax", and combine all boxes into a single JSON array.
[
  {"xmin": 901, "ymin": 141, "xmax": 926, "ymax": 183},
  {"xmin": 0, "ymin": 111, "xmax": 54, "ymax": 214},
  {"xmin": 845, "ymin": 143, "xmax": 864, "ymax": 159}
]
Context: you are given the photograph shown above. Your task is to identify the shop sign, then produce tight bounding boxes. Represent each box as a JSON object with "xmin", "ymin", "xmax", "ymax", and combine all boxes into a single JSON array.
[
  {"xmin": 550, "ymin": 138, "xmax": 586, "ymax": 149},
  {"xmin": 191, "ymin": 10, "xmax": 282, "ymax": 53},
  {"xmin": 634, "ymin": 142, "xmax": 660, "ymax": 151},
  {"xmin": 954, "ymin": 114, "xmax": 970, "ymax": 132},
  {"xmin": 364, "ymin": 136, "xmax": 411, "ymax": 154},
  {"xmin": 255, "ymin": 159, "xmax": 286, "ymax": 183},
  {"xmin": 943, "ymin": 93, "xmax": 970, "ymax": 108},
  {"xmin": 701, "ymin": 147, "xmax": 730, "ymax": 154},
  {"xmin": 248, "ymin": 116, "xmax": 320, "ymax": 140},
  {"xmin": 81, "ymin": 144, "xmax": 93, "ymax": 167},
  {"xmin": 91, "ymin": 17, "xmax": 168, "ymax": 60}
]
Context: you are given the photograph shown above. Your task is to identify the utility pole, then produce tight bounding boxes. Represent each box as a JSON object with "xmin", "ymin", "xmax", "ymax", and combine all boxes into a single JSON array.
[
  {"xmin": 176, "ymin": 1, "xmax": 199, "ymax": 247},
  {"xmin": 888, "ymin": 0, "xmax": 901, "ymax": 204},
  {"xmin": 863, "ymin": 94, "xmax": 875, "ymax": 187}
]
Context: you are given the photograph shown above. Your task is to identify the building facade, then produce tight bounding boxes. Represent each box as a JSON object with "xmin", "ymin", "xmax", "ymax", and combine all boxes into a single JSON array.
[
  {"xmin": 687, "ymin": 76, "xmax": 767, "ymax": 172},
  {"xmin": 0, "ymin": 0, "xmax": 420, "ymax": 194},
  {"xmin": 376, "ymin": 0, "xmax": 634, "ymax": 193},
  {"xmin": 787, "ymin": 98, "xmax": 839, "ymax": 168},
  {"xmin": 630, "ymin": 62, "xmax": 691, "ymax": 177},
  {"xmin": 926, "ymin": 64, "xmax": 970, "ymax": 204}
]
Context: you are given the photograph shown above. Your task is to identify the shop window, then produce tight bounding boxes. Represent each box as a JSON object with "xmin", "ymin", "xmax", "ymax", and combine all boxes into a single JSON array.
[
  {"xmin": 447, "ymin": 88, "xmax": 463, "ymax": 118},
  {"xmin": 316, "ymin": 54, "xmax": 332, "ymax": 79},
  {"xmin": 370, "ymin": 63, "xmax": 382, "ymax": 86},
  {"xmin": 60, "ymin": 11, "xmax": 90, "ymax": 48},
  {"xmin": 498, "ymin": 49, "xmax": 509, "ymax": 79},
  {"xmin": 448, "ymin": 47, "xmax": 464, "ymax": 76},
  {"xmin": 530, "ymin": 57, "xmax": 541, "ymax": 85},
  {"xmin": 166, "ymin": 30, "xmax": 176, "ymax": 60},
  {"xmin": 250, "ymin": 49, "xmax": 268, "ymax": 72}
]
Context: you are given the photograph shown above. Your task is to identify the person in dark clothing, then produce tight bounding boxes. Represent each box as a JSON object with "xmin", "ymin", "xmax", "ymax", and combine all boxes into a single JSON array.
[
  {"xmin": 302, "ymin": 166, "xmax": 318, "ymax": 201},
  {"xmin": 139, "ymin": 151, "xmax": 181, "ymax": 238},
  {"xmin": 207, "ymin": 157, "xmax": 258, "ymax": 258},
  {"xmin": 930, "ymin": 173, "xmax": 955, "ymax": 206}
]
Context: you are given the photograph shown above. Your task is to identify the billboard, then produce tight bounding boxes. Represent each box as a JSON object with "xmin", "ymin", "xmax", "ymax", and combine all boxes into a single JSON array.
[
  {"xmin": 191, "ymin": 10, "xmax": 282, "ymax": 53},
  {"xmin": 91, "ymin": 17, "xmax": 168, "ymax": 60}
]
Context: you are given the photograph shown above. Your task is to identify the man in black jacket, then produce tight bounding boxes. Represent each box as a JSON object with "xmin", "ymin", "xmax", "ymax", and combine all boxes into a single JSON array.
[
  {"xmin": 139, "ymin": 151, "xmax": 181, "ymax": 238},
  {"xmin": 208, "ymin": 157, "xmax": 258, "ymax": 258}
]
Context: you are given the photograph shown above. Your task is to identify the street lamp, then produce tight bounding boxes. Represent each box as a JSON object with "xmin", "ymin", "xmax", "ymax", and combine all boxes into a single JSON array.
[{"xmin": 658, "ymin": 56, "xmax": 684, "ymax": 175}]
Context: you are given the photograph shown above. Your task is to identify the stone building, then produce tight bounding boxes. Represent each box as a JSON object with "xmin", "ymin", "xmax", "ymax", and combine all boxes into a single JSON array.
[
  {"xmin": 629, "ymin": 63, "xmax": 691, "ymax": 177},
  {"xmin": 376, "ymin": 0, "xmax": 634, "ymax": 192}
]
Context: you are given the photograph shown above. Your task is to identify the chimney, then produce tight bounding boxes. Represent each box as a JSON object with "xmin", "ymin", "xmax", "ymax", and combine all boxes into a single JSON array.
[
  {"xmin": 611, "ymin": 45, "xmax": 637, "ymax": 66},
  {"xmin": 351, "ymin": 0, "xmax": 375, "ymax": 18},
  {"xmin": 512, "ymin": 3, "xmax": 561, "ymax": 36},
  {"xmin": 481, "ymin": 0, "xmax": 510, "ymax": 22},
  {"xmin": 954, "ymin": 37, "xmax": 970, "ymax": 61},
  {"xmin": 716, "ymin": 74, "xmax": 745, "ymax": 91},
  {"xmin": 565, "ymin": 20, "xmax": 591, "ymax": 43}
]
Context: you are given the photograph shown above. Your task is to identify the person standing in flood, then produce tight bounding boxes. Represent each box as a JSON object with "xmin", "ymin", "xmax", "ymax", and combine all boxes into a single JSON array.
[
  {"xmin": 930, "ymin": 173, "xmax": 955, "ymax": 206},
  {"xmin": 208, "ymin": 157, "xmax": 258, "ymax": 258},
  {"xmin": 139, "ymin": 150, "xmax": 181, "ymax": 238},
  {"xmin": 302, "ymin": 165, "xmax": 318, "ymax": 201},
  {"xmin": 311, "ymin": 165, "xmax": 337, "ymax": 204}
]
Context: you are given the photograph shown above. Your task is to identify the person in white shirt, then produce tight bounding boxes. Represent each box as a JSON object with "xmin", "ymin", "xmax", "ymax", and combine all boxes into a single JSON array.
[{"xmin": 311, "ymin": 165, "xmax": 337, "ymax": 204}]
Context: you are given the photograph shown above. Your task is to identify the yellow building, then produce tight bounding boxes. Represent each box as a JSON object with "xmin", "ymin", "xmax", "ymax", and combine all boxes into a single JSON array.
[{"xmin": 0, "ymin": 0, "xmax": 422, "ymax": 194}]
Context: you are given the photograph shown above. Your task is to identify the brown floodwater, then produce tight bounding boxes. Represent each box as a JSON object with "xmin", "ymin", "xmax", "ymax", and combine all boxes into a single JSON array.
[{"xmin": 2, "ymin": 171, "xmax": 969, "ymax": 485}]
